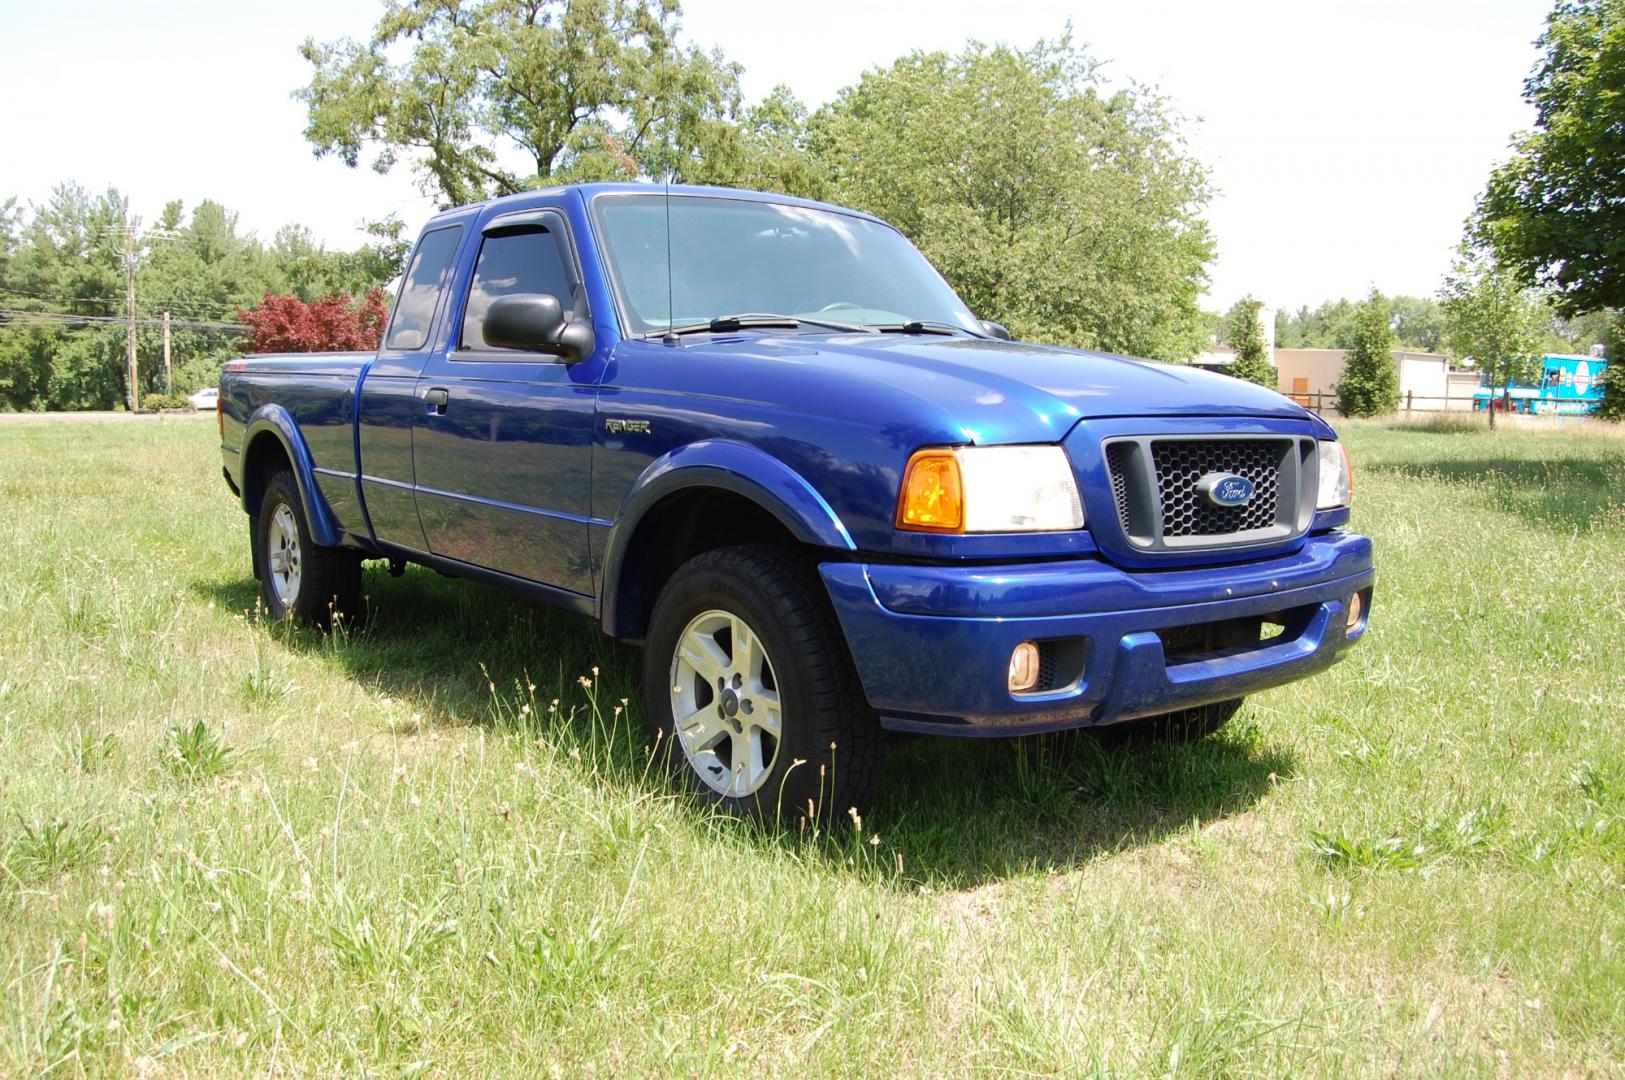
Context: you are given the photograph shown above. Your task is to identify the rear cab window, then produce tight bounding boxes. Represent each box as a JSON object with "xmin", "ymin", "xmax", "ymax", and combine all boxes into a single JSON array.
[{"xmin": 384, "ymin": 225, "xmax": 463, "ymax": 351}]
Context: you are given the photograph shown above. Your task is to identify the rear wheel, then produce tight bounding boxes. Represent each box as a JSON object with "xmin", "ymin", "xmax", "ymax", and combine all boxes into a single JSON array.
[
  {"xmin": 643, "ymin": 545, "xmax": 883, "ymax": 823},
  {"xmin": 255, "ymin": 470, "xmax": 362, "ymax": 628}
]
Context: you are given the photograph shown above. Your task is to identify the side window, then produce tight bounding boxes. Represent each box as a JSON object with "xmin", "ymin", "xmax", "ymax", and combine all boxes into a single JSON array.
[
  {"xmin": 384, "ymin": 226, "xmax": 463, "ymax": 351},
  {"xmin": 460, "ymin": 228, "xmax": 575, "ymax": 352}
]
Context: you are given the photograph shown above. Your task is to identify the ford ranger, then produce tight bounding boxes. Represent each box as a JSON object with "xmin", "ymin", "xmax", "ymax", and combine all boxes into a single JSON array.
[{"xmin": 218, "ymin": 183, "xmax": 1373, "ymax": 820}]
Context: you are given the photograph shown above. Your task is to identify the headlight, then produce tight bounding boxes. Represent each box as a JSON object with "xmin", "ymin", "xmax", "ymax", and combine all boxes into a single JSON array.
[
  {"xmin": 897, "ymin": 445, "xmax": 1084, "ymax": 533},
  {"xmin": 1316, "ymin": 439, "xmax": 1352, "ymax": 509}
]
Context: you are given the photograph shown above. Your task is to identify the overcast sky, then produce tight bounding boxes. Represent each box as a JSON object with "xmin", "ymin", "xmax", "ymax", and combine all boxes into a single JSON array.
[{"xmin": 1, "ymin": 0, "xmax": 1554, "ymax": 311}]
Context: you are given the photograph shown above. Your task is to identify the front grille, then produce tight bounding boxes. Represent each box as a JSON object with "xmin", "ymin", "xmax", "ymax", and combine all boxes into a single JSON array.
[
  {"xmin": 1151, "ymin": 439, "xmax": 1282, "ymax": 537},
  {"xmin": 1100, "ymin": 435, "xmax": 1311, "ymax": 551},
  {"xmin": 1106, "ymin": 442, "xmax": 1135, "ymax": 526}
]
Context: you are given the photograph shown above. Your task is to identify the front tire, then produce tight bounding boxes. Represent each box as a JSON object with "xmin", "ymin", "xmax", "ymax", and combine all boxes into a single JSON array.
[
  {"xmin": 642, "ymin": 546, "xmax": 884, "ymax": 823},
  {"xmin": 255, "ymin": 470, "xmax": 362, "ymax": 628}
]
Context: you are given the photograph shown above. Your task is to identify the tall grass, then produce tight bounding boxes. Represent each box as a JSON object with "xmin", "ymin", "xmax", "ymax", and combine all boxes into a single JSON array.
[{"xmin": 0, "ymin": 414, "xmax": 1619, "ymax": 1075}]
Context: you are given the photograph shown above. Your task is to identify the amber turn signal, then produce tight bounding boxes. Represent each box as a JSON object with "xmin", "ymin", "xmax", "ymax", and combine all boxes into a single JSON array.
[{"xmin": 896, "ymin": 449, "xmax": 965, "ymax": 532}]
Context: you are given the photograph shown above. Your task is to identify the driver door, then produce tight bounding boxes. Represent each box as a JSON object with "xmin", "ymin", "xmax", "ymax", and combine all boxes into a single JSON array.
[{"xmin": 410, "ymin": 208, "xmax": 602, "ymax": 596}]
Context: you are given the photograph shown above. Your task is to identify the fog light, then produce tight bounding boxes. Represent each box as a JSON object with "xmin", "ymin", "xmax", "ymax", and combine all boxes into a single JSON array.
[
  {"xmin": 1346, "ymin": 591, "xmax": 1363, "ymax": 636},
  {"xmin": 1009, "ymin": 641, "xmax": 1040, "ymax": 692}
]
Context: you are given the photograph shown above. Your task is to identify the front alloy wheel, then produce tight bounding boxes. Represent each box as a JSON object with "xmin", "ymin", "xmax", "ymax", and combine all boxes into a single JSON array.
[
  {"xmin": 669, "ymin": 609, "xmax": 784, "ymax": 798},
  {"xmin": 642, "ymin": 545, "xmax": 884, "ymax": 821}
]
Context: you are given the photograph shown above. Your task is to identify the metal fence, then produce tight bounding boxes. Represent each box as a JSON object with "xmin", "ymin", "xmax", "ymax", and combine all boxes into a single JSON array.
[{"xmin": 1289, "ymin": 391, "xmax": 1477, "ymax": 416}]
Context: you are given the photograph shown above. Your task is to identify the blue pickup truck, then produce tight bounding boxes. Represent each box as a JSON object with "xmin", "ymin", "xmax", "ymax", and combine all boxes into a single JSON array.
[{"xmin": 219, "ymin": 183, "xmax": 1372, "ymax": 819}]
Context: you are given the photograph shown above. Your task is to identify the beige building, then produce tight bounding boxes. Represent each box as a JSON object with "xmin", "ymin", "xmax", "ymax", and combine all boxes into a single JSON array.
[
  {"xmin": 1274, "ymin": 349, "xmax": 1479, "ymax": 411},
  {"xmin": 1197, "ymin": 347, "xmax": 1480, "ymax": 412}
]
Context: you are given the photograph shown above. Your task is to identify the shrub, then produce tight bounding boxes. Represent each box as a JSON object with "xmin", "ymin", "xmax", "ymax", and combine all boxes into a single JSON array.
[
  {"xmin": 237, "ymin": 290, "xmax": 389, "ymax": 354},
  {"xmin": 1598, "ymin": 316, "xmax": 1624, "ymax": 422},
  {"xmin": 1225, "ymin": 298, "xmax": 1277, "ymax": 388},
  {"xmin": 141, "ymin": 392, "xmax": 193, "ymax": 410},
  {"xmin": 1336, "ymin": 291, "xmax": 1400, "ymax": 417}
]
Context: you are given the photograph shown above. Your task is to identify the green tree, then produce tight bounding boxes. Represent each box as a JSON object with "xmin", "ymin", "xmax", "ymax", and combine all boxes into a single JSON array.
[
  {"xmin": 1439, "ymin": 251, "xmax": 1547, "ymax": 428},
  {"xmin": 806, "ymin": 34, "xmax": 1213, "ymax": 360},
  {"xmin": 1546, "ymin": 307, "xmax": 1616, "ymax": 354},
  {"xmin": 1275, "ymin": 295, "xmax": 1447, "ymax": 352},
  {"xmin": 1387, "ymin": 295, "xmax": 1447, "ymax": 352},
  {"xmin": 1, "ymin": 184, "xmax": 401, "ymax": 410},
  {"xmin": 1477, "ymin": 0, "xmax": 1625, "ymax": 316},
  {"xmin": 1275, "ymin": 298, "xmax": 1357, "ymax": 350},
  {"xmin": 712, "ymin": 86, "xmax": 829, "ymax": 197},
  {"xmin": 1596, "ymin": 315, "xmax": 1625, "ymax": 420},
  {"xmin": 1213, "ymin": 297, "xmax": 1252, "ymax": 344},
  {"xmin": 0, "ymin": 198, "xmax": 19, "ymax": 286},
  {"xmin": 1335, "ymin": 291, "xmax": 1400, "ymax": 417},
  {"xmin": 270, "ymin": 222, "xmax": 403, "ymax": 302},
  {"xmin": 1225, "ymin": 297, "xmax": 1277, "ymax": 387},
  {"xmin": 0, "ymin": 184, "xmax": 130, "ymax": 410},
  {"xmin": 298, "ymin": 0, "xmax": 751, "ymax": 205},
  {"xmin": 1273, "ymin": 307, "xmax": 1298, "ymax": 348}
]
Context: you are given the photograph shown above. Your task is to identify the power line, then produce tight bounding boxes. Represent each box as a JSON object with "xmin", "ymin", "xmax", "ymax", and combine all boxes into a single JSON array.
[
  {"xmin": 0, "ymin": 287, "xmax": 247, "ymax": 318},
  {"xmin": 0, "ymin": 285, "xmax": 378, "ymax": 319},
  {"xmin": 0, "ymin": 308, "xmax": 249, "ymax": 332}
]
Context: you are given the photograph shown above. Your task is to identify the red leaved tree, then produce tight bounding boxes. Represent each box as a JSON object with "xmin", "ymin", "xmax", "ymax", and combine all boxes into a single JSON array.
[{"xmin": 238, "ymin": 290, "xmax": 389, "ymax": 353}]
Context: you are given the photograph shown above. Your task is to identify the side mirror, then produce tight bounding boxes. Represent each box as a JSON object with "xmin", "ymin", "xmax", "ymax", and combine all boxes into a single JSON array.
[
  {"xmin": 978, "ymin": 319, "xmax": 1013, "ymax": 341},
  {"xmin": 483, "ymin": 293, "xmax": 595, "ymax": 362}
]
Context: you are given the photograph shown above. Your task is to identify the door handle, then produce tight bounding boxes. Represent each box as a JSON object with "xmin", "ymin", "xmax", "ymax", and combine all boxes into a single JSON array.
[{"xmin": 422, "ymin": 387, "xmax": 449, "ymax": 415}]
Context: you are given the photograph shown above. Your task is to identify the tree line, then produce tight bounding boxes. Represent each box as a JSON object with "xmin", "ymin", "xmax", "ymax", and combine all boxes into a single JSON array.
[
  {"xmin": 0, "ymin": 185, "xmax": 404, "ymax": 411},
  {"xmin": 1448, "ymin": 0, "xmax": 1622, "ymax": 421},
  {"xmin": 291, "ymin": 0, "xmax": 1625, "ymax": 422},
  {"xmin": 1200, "ymin": 1, "xmax": 1623, "ymax": 420},
  {"xmin": 7, "ymin": 0, "xmax": 1619, "ymax": 418},
  {"xmin": 300, "ymin": 3, "xmax": 1216, "ymax": 362},
  {"xmin": 1216, "ymin": 285, "xmax": 1617, "ymax": 418},
  {"xmin": 2, "ymin": 7, "xmax": 1222, "ymax": 411},
  {"xmin": 1211, "ymin": 292, "xmax": 1610, "ymax": 358}
]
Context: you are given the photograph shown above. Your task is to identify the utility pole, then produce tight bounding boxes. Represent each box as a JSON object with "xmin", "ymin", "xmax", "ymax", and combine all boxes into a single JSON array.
[
  {"xmin": 125, "ymin": 229, "xmax": 139, "ymax": 412},
  {"xmin": 162, "ymin": 311, "xmax": 172, "ymax": 396},
  {"xmin": 105, "ymin": 221, "xmax": 180, "ymax": 409}
]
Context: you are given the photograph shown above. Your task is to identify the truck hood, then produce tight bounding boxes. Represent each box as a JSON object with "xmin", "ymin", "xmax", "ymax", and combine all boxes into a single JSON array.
[{"xmin": 690, "ymin": 333, "xmax": 1319, "ymax": 444}]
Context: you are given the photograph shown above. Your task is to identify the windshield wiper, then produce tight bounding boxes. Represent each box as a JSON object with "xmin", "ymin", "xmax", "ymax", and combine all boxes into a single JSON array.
[
  {"xmin": 866, "ymin": 319, "xmax": 965, "ymax": 336},
  {"xmin": 649, "ymin": 312, "xmax": 874, "ymax": 339}
]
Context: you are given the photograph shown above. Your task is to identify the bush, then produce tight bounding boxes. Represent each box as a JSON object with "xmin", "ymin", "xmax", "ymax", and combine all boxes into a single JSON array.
[
  {"xmin": 1226, "ymin": 298, "xmax": 1277, "ymax": 388},
  {"xmin": 1598, "ymin": 316, "xmax": 1624, "ymax": 422},
  {"xmin": 238, "ymin": 290, "xmax": 388, "ymax": 354},
  {"xmin": 1598, "ymin": 364, "xmax": 1625, "ymax": 422},
  {"xmin": 1336, "ymin": 291, "xmax": 1400, "ymax": 417},
  {"xmin": 141, "ymin": 393, "xmax": 194, "ymax": 410}
]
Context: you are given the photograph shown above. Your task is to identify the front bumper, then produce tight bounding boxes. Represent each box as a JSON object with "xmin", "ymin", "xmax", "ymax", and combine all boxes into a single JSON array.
[{"xmin": 820, "ymin": 531, "xmax": 1373, "ymax": 736}]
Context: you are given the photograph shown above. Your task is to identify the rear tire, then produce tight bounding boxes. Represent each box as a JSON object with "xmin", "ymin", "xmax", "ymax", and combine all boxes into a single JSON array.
[
  {"xmin": 255, "ymin": 470, "xmax": 362, "ymax": 629},
  {"xmin": 642, "ymin": 545, "xmax": 884, "ymax": 823}
]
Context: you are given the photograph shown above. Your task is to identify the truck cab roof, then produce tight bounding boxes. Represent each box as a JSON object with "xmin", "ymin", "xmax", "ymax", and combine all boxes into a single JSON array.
[{"xmin": 423, "ymin": 182, "xmax": 893, "ymax": 232}]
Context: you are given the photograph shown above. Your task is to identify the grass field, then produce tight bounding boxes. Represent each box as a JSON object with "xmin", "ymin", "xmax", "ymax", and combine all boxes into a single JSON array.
[{"xmin": 1, "ymin": 414, "xmax": 1621, "ymax": 1076}]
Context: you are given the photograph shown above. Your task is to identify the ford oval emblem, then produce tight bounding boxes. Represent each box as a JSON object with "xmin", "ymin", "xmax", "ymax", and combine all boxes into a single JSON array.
[{"xmin": 1198, "ymin": 472, "xmax": 1255, "ymax": 507}]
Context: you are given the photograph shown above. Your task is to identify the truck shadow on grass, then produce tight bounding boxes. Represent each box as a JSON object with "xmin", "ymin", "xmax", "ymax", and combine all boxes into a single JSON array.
[
  {"xmin": 872, "ymin": 728, "xmax": 1291, "ymax": 887},
  {"xmin": 199, "ymin": 568, "xmax": 1293, "ymax": 889},
  {"xmin": 1362, "ymin": 456, "xmax": 1624, "ymax": 535}
]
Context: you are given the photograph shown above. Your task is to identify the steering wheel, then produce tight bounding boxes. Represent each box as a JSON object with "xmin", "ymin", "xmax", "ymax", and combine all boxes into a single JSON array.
[{"xmin": 817, "ymin": 302, "xmax": 862, "ymax": 312}]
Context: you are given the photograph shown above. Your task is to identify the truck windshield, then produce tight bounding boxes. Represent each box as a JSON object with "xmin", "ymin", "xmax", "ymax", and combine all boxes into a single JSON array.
[{"xmin": 591, "ymin": 194, "xmax": 981, "ymax": 337}]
